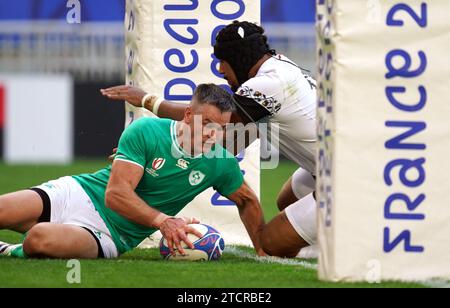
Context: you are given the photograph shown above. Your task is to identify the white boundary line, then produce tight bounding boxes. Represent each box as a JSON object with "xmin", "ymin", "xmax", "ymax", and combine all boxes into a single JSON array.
[
  {"xmin": 421, "ymin": 280, "xmax": 450, "ymax": 289},
  {"xmin": 226, "ymin": 246, "xmax": 450, "ymax": 288},
  {"xmin": 225, "ymin": 246, "xmax": 318, "ymax": 270}
]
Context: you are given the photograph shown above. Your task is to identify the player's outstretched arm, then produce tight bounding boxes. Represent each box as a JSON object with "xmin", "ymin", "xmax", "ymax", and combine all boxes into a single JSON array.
[
  {"xmin": 227, "ymin": 182, "xmax": 267, "ymax": 256},
  {"xmin": 101, "ymin": 85, "xmax": 187, "ymax": 120},
  {"xmin": 105, "ymin": 160, "xmax": 202, "ymax": 255}
]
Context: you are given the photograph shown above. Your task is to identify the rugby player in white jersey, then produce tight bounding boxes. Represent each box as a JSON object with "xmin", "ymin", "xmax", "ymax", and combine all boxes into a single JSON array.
[{"xmin": 102, "ymin": 21, "xmax": 318, "ymax": 259}]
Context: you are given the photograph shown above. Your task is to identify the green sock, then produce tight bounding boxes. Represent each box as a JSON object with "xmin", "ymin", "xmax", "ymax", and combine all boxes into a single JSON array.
[{"xmin": 10, "ymin": 244, "xmax": 28, "ymax": 259}]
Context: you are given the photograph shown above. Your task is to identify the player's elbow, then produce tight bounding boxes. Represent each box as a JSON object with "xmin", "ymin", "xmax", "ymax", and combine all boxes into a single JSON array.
[{"xmin": 244, "ymin": 191, "xmax": 260, "ymax": 208}]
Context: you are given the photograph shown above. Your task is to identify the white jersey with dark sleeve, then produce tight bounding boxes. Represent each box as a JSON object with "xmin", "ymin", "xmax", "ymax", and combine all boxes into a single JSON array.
[{"xmin": 234, "ymin": 55, "xmax": 317, "ymax": 174}]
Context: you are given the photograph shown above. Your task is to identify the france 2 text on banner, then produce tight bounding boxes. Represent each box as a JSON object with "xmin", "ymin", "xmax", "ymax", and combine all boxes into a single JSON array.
[{"xmin": 317, "ymin": 0, "xmax": 450, "ymax": 281}]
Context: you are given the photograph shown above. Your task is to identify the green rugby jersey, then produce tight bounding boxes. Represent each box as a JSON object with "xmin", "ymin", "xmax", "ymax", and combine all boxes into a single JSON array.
[{"xmin": 73, "ymin": 118, "xmax": 244, "ymax": 254}]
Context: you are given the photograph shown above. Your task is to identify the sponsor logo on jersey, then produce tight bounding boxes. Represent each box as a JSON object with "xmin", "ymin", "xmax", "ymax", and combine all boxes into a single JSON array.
[
  {"xmin": 177, "ymin": 159, "xmax": 190, "ymax": 170},
  {"xmin": 146, "ymin": 158, "xmax": 166, "ymax": 177},
  {"xmin": 189, "ymin": 170, "xmax": 205, "ymax": 186}
]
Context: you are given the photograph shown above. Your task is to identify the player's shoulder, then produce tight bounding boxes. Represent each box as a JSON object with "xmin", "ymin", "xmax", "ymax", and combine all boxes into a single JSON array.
[
  {"xmin": 121, "ymin": 118, "xmax": 172, "ymax": 147},
  {"xmin": 258, "ymin": 54, "xmax": 307, "ymax": 83},
  {"xmin": 271, "ymin": 54, "xmax": 316, "ymax": 87},
  {"xmin": 265, "ymin": 54, "xmax": 302, "ymax": 73},
  {"xmin": 129, "ymin": 117, "xmax": 171, "ymax": 127},
  {"xmin": 236, "ymin": 58, "xmax": 288, "ymax": 98}
]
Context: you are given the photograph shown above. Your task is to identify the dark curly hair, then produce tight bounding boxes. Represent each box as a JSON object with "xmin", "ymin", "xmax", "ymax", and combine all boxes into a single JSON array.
[{"xmin": 214, "ymin": 21, "xmax": 276, "ymax": 85}]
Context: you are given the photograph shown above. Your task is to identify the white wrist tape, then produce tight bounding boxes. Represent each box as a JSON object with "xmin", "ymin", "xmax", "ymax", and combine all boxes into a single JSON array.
[
  {"xmin": 141, "ymin": 93, "xmax": 153, "ymax": 109},
  {"xmin": 152, "ymin": 97, "xmax": 164, "ymax": 116}
]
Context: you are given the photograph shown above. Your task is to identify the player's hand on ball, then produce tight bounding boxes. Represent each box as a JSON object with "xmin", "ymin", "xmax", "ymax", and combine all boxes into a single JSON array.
[
  {"xmin": 159, "ymin": 218, "xmax": 203, "ymax": 256},
  {"xmin": 101, "ymin": 85, "xmax": 146, "ymax": 107}
]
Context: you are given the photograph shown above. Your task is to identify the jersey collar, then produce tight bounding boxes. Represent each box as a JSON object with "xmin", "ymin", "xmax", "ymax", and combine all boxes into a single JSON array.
[{"xmin": 170, "ymin": 121, "xmax": 204, "ymax": 159}]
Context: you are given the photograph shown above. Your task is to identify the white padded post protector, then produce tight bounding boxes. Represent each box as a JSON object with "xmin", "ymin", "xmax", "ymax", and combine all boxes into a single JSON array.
[{"xmin": 317, "ymin": 0, "xmax": 450, "ymax": 282}]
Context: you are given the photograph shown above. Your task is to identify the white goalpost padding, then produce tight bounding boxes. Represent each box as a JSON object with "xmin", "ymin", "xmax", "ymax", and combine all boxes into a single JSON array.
[
  {"xmin": 124, "ymin": 0, "xmax": 261, "ymax": 247},
  {"xmin": 317, "ymin": 0, "xmax": 450, "ymax": 282}
]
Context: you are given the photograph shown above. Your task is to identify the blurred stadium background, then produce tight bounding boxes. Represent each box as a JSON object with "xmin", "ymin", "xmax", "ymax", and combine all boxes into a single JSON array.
[{"xmin": 0, "ymin": 0, "xmax": 315, "ymax": 162}]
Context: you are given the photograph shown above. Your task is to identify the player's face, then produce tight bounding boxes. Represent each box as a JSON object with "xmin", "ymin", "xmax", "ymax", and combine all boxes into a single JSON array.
[
  {"xmin": 219, "ymin": 60, "xmax": 240, "ymax": 91},
  {"xmin": 185, "ymin": 101, "xmax": 231, "ymax": 153}
]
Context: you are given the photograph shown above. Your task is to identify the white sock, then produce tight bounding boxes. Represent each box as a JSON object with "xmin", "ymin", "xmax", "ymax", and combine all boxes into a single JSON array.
[{"xmin": 297, "ymin": 245, "xmax": 318, "ymax": 259}]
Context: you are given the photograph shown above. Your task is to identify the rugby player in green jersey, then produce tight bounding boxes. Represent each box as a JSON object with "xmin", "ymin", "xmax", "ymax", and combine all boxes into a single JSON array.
[{"xmin": 0, "ymin": 84, "xmax": 265, "ymax": 259}]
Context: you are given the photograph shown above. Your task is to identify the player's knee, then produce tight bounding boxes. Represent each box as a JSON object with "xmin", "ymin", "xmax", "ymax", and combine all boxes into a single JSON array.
[
  {"xmin": 260, "ymin": 227, "xmax": 279, "ymax": 257},
  {"xmin": 261, "ymin": 234, "xmax": 295, "ymax": 258},
  {"xmin": 260, "ymin": 219, "xmax": 299, "ymax": 259},
  {"xmin": 23, "ymin": 224, "xmax": 53, "ymax": 256}
]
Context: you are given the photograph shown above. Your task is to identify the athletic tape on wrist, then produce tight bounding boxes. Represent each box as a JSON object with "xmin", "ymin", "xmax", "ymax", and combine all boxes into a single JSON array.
[
  {"xmin": 152, "ymin": 97, "xmax": 164, "ymax": 116},
  {"xmin": 141, "ymin": 93, "xmax": 153, "ymax": 109}
]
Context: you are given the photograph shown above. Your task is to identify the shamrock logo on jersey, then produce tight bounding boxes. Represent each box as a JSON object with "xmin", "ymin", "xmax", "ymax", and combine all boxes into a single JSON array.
[{"xmin": 189, "ymin": 170, "xmax": 205, "ymax": 186}]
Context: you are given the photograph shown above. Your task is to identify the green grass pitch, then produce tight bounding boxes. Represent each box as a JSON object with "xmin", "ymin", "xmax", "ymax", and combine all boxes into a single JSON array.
[{"xmin": 0, "ymin": 160, "xmax": 426, "ymax": 288}]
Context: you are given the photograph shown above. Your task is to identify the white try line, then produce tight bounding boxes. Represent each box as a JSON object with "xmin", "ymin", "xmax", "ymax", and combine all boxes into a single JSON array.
[
  {"xmin": 421, "ymin": 279, "xmax": 450, "ymax": 289},
  {"xmin": 226, "ymin": 246, "xmax": 450, "ymax": 288},
  {"xmin": 225, "ymin": 246, "xmax": 318, "ymax": 270}
]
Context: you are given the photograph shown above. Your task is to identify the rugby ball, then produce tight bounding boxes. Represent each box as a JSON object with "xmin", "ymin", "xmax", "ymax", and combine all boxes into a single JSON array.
[{"xmin": 160, "ymin": 223, "xmax": 225, "ymax": 261}]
